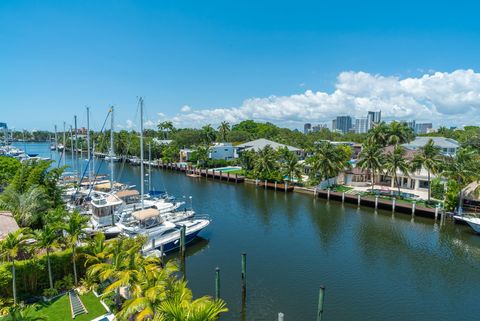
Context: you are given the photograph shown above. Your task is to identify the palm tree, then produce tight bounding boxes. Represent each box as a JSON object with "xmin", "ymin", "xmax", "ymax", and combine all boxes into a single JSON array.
[
  {"xmin": 357, "ymin": 143, "xmax": 384, "ymax": 192},
  {"xmin": 410, "ymin": 139, "xmax": 442, "ymax": 201},
  {"xmin": 30, "ymin": 225, "xmax": 61, "ymax": 290},
  {"xmin": 195, "ymin": 145, "xmax": 210, "ymax": 168},
  {"xmin": 387, "ymin": 121, "xmax": 414, "ymax": 145},
  {"xmin": 0, "ymin": 187, "xmax": 47, "ymax": 227},
  {"xmin": 61, "ymin": 210, "xmax": 89, "ymax": 285},
  {"xmin": 0, "ymin": 229, "xmax": 29, "ymax": 305},
  {"xmin": 306, "ymin": 142, "xmax": 350, "ymax": 187},
  {"xmin": 366, "ymin": 122, "xmax": 389, "ymax": 146},
  {"xmin": 384, "ymin": 145, "xmax": 410, "ymax": 195},
  {"xmin": 157, "ymin": 121, "xmax": 175, "ymax": 140},
  {"xmin": 201, "ymin": 125, "xmax": 216, "ymax": 144},
  {"xmin": 253, "ymin": 145, "xmax": 278, "ymax": 181},
  {"xmin": 442, "ymin": 148, "xmax": 480, "ymax": 209},
  {"xmin": 281, "ymin": 151, "xmax": 303, "ymax": 184},
  {"xmin": 153, "ymin": 280, "xmax": 228, "ymax": 321},
  {"xmin": 217, "ymin": 121, "xmax": 230, "ymax": 142}
]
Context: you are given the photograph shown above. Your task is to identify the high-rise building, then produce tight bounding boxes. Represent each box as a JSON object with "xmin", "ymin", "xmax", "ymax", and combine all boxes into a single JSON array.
[
  {"xmin": 406, "ymin": 120, "xmax": 416, "ymax": 131},
  {"xmin": 312, "ymin": 124, "xmax": 326, "ymax": 132},
  {"xmin": 332, "ymin": 119, "xmax": 337, "ymax": 131},
  {"xmin": 367, "ymin": 111, "xmax": 381, "ymax": 129},
  {"xmin": 0, "ymin": 122, "xmax": 8, "ymax": 143},
  {"xmin": 335, "ymin": 116, "xmax": 353, "ymax": 134},
  {"xmin": 415, "ymin": 123, "xmax": 433, "ymax": 134},
  {"xmin": 304, "ymin": 123, "xmax": 311, "ymax": 134},
  {"xmin": 355, "ymin": 118, "xmax": 369, "ymax": 134}
]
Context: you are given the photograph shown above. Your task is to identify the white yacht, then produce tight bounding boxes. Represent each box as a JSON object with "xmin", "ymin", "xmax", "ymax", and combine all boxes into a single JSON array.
[{"xmin": 463, "ymin": 216, "xmax": 480, "ymax": 234}]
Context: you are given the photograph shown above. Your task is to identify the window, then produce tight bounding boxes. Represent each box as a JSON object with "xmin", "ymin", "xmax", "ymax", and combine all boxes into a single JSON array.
[{"xmin": 419, "ymin": 180, "xmax": 429, "ymax": 189}]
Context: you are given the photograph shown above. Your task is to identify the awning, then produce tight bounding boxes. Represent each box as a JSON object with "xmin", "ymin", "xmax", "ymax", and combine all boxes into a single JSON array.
[
  {"xmin": 115, "ymin": 189, "xmax": 140, "ymax": 198},
  {"xmin": 133, "ymin": 208, "xmax": 161, "ymax": 221}
]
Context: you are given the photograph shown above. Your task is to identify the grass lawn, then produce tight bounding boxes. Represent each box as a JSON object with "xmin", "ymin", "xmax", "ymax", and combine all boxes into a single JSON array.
[
  {"xmin": 226, "ymin": 169, "xmax": 245, "ymax": 175},
  {"xmin": 331, "ymin": 185, "xmax": 354, "ymax": 193},
  {"xmin": 32, "ymin": 292, "xmax": 107, "ymax": 321}
]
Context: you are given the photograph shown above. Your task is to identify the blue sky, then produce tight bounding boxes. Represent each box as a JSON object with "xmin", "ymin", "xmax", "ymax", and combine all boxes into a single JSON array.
[{"xmin": 1, "ymin": 0, "xmax": 480, "ymax": 130}]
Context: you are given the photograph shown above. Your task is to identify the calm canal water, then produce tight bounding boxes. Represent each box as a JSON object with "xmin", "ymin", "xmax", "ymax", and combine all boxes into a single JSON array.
[{"xmin": 20, "ymin": 143, "xmax": 480, "ymax": 321}]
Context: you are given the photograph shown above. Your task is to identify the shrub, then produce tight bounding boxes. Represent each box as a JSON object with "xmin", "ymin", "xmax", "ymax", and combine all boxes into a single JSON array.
[
  {"xmin": 444, "ymin": 180, "xmax": 460, "ymax": 212},
  {"xmin": 0, "ymin": 247, "xmax": 88, "ymax": 300},
  {"xmin": 431, "ymin": 178, "xmax": 445, "ymax": 200}
]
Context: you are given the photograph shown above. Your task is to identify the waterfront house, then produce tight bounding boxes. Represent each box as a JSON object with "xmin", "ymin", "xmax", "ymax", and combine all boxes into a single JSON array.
[
  {"xmin": 179, "ymin": 148, "xmax": 194, "ymax": 162},
  {"xmin": 236, "ymin": 138, "xmax": 303, "ymax": 157},
  {"xmin": 209, "ymin": 142, "xmax": 238, "ymax": 160},
  {"xmin": 402, "ymin": 137, "xmax": 460, "ymax": 156},
  {"xmin": 0, "ymin": 211, "xmax": 19, "ymax": 241}
]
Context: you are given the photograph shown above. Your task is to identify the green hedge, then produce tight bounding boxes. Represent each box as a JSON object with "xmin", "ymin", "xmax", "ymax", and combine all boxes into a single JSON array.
[{"xmin": 0, "ymin": 247, "xmax": 88, "ymax": 300}]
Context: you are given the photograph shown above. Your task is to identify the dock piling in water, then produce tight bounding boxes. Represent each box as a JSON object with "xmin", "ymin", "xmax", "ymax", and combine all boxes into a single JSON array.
[
  {"xmin": 435, "ymin": 205, "xmax": 439, "ymax": 220},
  {"xmin": 392, "ymin": 197, "xmax": 396, "ymax": 212},
  {"xmin": 412, "ymin": 201, "xmax": 416, "ymax": 216},
  {"xmin": 375, "ymin": 196, "xmax": 379, "ymax": 209},
  {"xmin": 278, "ymin": 312, "xmax": 284, "ymax": 321},
  {"xmin": 342, "ymin": 192, "xmax": 345, "ymax": 203},
  {"xmin": 327, "ymin": 188, "xmax": 330, "ymax": 200},
  {"xmin": 180, "ymin": 225, "xmax": 186, "ymax": 259},
  {"xmin": 317, "ymin": 286, "xmax": 325, "ymax": 321},
  {"xmin": 241, "ymin": 253, "xmax": 247, "ymax": 300},
  {"xmin": 215, "ymin": 267, "xmax": 220, "ymax": 300},
  {"xmin": 357, "ymin": 194, "xmax": 361, "ymax": 206}
]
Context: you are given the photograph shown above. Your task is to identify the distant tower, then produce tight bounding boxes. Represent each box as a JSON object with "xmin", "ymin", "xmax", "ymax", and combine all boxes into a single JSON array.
[
  {"xmin": 335, "ymin": 116, "xmax": 353, "ymax": 134},
  {"xmin": 367, "ymin": 111, "xmax": 381, "ymax": 129},
  {"xmin": 304, "ymin": 123, "xmax": 312, "ymax": 134}
]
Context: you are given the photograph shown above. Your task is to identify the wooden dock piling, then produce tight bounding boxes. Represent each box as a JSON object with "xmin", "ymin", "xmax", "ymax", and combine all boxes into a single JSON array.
[
  {"xmin": 215, "ymin": 267, "xmax": 220, "ymax": 300},
  {"xmin": 317, "ymin": 286, "xmax": 325, "ymax": 321}
]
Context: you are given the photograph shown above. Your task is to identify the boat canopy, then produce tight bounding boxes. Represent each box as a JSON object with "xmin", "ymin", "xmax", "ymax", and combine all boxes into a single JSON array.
[
  {"xmin": 133, "ymin": 208, "xmax": 161, "ymax": 221},
  {"xmin": 116, "ymin": 189, "xmax": 140, "ymax": 198}
]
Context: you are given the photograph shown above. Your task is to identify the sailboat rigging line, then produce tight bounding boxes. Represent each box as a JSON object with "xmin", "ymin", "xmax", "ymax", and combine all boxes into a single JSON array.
[
  {"xmin": 73, "ymin": 109, "xmax": 111, "ymax": 199},
  {"xmin": 115, "ymin": 101, "xmax": 140, "ymax": 183}
]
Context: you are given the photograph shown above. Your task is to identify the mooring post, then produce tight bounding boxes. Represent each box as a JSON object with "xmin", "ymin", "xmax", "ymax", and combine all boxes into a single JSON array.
[
  {"xmin": 342, "ymin": 192, "xmax": 345, "ymax": 203},
  {"xmin": 392, "ymin": 197, "xmax": 396, "ymax": 212},
  {"xmin": 274, "ymin": 181, "xmax": 277, "ymax": 190},
  {"xmin": 314, "ymin": 187, "xmax": 317, "ymax": 197},
  {"xmin": 375, "ymin": 196, "xmax": 379, "ymax": 209},
  {"xmin": 241, "ymin": 253, "xmax": 247, "ymax": 300},
  {"xmin": 235, "ymin": 173, "xmax": 238, "ymax": 183},
  {"xmin": 317, "ymin": 286, "xmax": 325, "ymax": 321},
  {"xmin": 278, "ymin": 312, "xmax": 284, "ymax": 321},
  {"xmin": 160, "ymin": 243, "xmax": 164, "ymax": 267},
  {"xmin": 180, "ymin": 225, "xmax": 186, "ymax": 259},
  {"xmin": 327, "ymin": 188, "xmax": 330, "ymax": 200},
  {"xmin": 265, "ymin": 180, "xmax": 267, "ymax": 190},
  {"xmin": 215, "ymin": 267, "xmax": 220, "ymax": 300},
  {"xmin": 285, "ymin": 181, "xmax": 288, "ymax": 192},
  {"xmin": 357, "ymin": 194, "xmax": 361, "ymax": 206},
  {"xmin": 151, "ymin": 238, "xmax": 156, "ymax": 250},
  {"xmin": 412, "ymin": 201, "xmax": 416, "ymax": 216},
  {"xmin": 441, "ymin": 209, "xmax": 446, "ymax": 225},
  {"xmin": 435, "ymin": 205, "xmax": 439, "ymax": 220}
]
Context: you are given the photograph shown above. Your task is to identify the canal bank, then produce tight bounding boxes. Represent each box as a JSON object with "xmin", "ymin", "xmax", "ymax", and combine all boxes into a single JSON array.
[{"xmin": 20, "ymin": 143, "xmax": 480, "ymax": 321}]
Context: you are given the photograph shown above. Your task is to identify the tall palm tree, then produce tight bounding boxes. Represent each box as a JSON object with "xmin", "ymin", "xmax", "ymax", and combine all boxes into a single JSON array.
[
  {"xmin": 253, "ymin": 145, "xmax": 278, "ymax": 181},
  {"xmin": 410, "ymin": 139, "xmax": 442, "ymax": 201},
  {"xmin": 366, "ymin": 122, "xmax": 389, "ymax": 146},
  {"xmin": 157, "ymin": 121, "xmax": 175, "ymax": 140},
  {"xmin": 387, "ymin": 121, "xmax": 414, "ymax": 145},
  {"xmin": 30, "ymin": 225, "xmax": 61, "ymax": 290},
  {"xmin": 0, "ymin": 187, "xmax": 47, "ymax": 227},
  {"xmin": 217, "ymin": 121, "xmax": 230, "ymax": 142},
  {"xmin": 442, "ymin": 147, "xmax": 480, "ymax": 209},
  {"xmin": 61, "ymin": 210, "xmax": 89, "ymax": 285},
  {"xmin": 201, "ymin": 125, "xmax": 216, "ymax": 144},
  {"xmin": 384, "ymin": 145, "xmax": 410, "ymax": 195},
  {"xmin": 357, "ymin": 143, "xmax": 384, "ymax": 192},
  {"xmin": 306, "ymin": 142, "xmax": 350, "ymax": 187},
  {"xmin": 281, "ymin": 151, "xmax": 303, "ymax": 184},
  {"xmin": 0, "ymin": 229, "xmax": 29, "ymax": 305}
]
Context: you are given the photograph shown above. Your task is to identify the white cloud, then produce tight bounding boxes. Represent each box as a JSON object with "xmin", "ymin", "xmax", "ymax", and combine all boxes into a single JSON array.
[
  {"xmin": 126, "ymin": 119, "xmax": 136, "ymax": 129},
  {"xmin": 144, "ymin": 119, "xmax": 155, "ymax": 128},
  {"xmin": 180, "ymin": 105, "xmax": 192, "ymax": 113},
  {"xmin": 169, "ymin": 69, "xmax": 480, "ymax": 128}
]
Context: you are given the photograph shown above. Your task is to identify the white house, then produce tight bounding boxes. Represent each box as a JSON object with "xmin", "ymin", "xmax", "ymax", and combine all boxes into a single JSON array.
[
  {"xmin": 209, "ymin": 143, "xmax": 238, "ymax": 161},
  {"xmin": 402, "ymin": 137, "xmax": 460, "ymax": 156},
  {"xmin": 236, "ymin": 138, "xmax": 303, "ymax": 157}
]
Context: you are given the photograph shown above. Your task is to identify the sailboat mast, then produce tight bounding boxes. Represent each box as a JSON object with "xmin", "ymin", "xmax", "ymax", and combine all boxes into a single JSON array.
[
  {"xmin": 86, "ymin": 107, "xmax": 92, "ymax": 185},
  {"xmin": 54, "ymin": 125, "xmax": 58, "ymax": 152},
  {"xmin": 110, "ymin": 106, "xmax": 115, "ymax": 192},
  {"xmin": 70, "ymin": 125, "xmax": 74, "ymax": 161},
  {"xmin": 62, "ymin": 121, "xmax": 66, "ymax": 167},
  {"xmin": 74, "ymin": 115, "xmax": 78, "ymax": 159},
  {"xmin": 140, "ymin": 98, "xmax": 145, "ymax": 209},
  {"xmin": 148, "ymin": 142, "xmax": 152, "ymax": 192}
]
